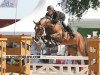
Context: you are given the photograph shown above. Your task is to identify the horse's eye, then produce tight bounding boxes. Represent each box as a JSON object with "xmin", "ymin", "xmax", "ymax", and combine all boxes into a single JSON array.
[
  {"xmin": 36, "ymin": 27, "xmax": 38, "ymax": 29},
  {"xmin": 35, "ymin": 26, "xmax": 38, "ymax": 30}
]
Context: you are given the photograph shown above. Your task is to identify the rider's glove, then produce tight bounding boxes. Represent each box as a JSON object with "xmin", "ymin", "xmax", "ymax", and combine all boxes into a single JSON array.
[
  {"xmin": 51, "ymin": 19, "xmax": 58, "ymax": 24},
  {"xmin": 46, "ymin": 16, "xmax": 52, "ymax": 20}
]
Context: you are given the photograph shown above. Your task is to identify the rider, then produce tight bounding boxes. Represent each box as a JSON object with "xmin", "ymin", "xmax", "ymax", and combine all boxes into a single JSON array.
[{"xmin": 45, "ymin": 5, "xmax": 75, "ymax": 38}]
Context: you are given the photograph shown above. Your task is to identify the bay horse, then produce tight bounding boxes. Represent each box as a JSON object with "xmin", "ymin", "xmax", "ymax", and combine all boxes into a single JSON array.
[{"xmin": 33, "ymin": 17, "xmax": 86, "ymax": 56}]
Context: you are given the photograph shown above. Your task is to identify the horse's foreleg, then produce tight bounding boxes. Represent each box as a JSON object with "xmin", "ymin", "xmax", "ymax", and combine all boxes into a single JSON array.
[
  {"xmin": 45, "ymin": 35, "xmax": 57, "ymax": 45},
  {"xmin": 41, "ymin": 36, "xmax": 47, "ymax": 44},
  {"xmin": 41, "ymin": 35, "xmax": 55, "ymax": 46},
  {"xmin": 50, "ymin": 39, "xmax": 56, "ymax": 45},
  {"xmin": 50, "ymin": 33, "xmax": 63, "ymax": 44},
  {"xmin": 51, "ymin": 33, "xmax": 60, "ymax": 38},
  {"xmin": 41, "ymin": 36, "xmax": 51, "ymax": 47}
]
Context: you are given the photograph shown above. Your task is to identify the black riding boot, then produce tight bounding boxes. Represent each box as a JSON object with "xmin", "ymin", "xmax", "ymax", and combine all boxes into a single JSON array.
[
  {"xmin": 62, "ymin": 22, "xmax": 75, "ymax": 38},
  {"xmin": 66, "ymin": 25, "xmax": 75, "ymax": 38}
]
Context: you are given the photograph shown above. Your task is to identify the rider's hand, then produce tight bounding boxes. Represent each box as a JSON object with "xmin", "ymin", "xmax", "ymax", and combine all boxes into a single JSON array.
[{"xmin": 46, "ymin": 16, "xmax": 52, "ymax": 20}]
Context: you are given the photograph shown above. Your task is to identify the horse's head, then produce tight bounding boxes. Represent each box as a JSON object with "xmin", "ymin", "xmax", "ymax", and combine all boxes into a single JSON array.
[
  {"xmin": 33, "ymin": 21, "xmax": 44, "ymax": 42},
  {"xmin": 33, "ymin": 17, "xmax": 51, "ymax": 42}
]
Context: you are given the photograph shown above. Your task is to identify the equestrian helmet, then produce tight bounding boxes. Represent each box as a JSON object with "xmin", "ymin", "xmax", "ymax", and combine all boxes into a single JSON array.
[{"xmin": 47, "ymin": 5, "xmax": 54, "ymax": 11}]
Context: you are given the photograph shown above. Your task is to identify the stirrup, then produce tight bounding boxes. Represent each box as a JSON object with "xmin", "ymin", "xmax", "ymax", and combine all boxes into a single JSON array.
[
  {"xmin": 68, "ymin": 32, "xmax": 74, "ymax": 38},
  {"xmin": 71, "ymin": 34, "xmax": 75, "ymax": 38}
]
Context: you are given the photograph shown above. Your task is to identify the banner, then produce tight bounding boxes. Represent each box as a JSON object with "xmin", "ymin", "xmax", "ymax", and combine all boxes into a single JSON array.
[{"xmin": 0, "ymin": 0, "xmax": 17, "ymax": 8}]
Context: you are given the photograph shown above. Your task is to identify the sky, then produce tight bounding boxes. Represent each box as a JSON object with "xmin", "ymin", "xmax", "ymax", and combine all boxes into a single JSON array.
[
  {"xmin": 0, "ymin": 0, "xmax": 65, "ymax": 33},
  {"xmin": 0, "ymin": 0, "xmax": 40, "ymax": 19},
  {"xmin": 0, "ymin": 0, "xmax": 100, "ymax": 34},
  {"xmin": 0, "ymin": 0, "xmax": 100, "ymax": 19}
]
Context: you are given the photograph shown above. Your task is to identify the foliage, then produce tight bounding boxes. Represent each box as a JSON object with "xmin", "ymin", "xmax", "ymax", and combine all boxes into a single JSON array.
[{"xmin": 61, "ymin": 0, "xmax": 100, "ymax": 18}]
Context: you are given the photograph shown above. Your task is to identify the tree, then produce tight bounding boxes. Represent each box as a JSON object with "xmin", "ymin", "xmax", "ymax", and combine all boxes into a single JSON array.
[{"xmin": 61, "ymin": 0, "xmax": 100, "ymax": 18}]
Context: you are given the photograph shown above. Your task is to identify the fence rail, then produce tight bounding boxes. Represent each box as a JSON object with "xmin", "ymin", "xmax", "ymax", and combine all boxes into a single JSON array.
[
  {"xmin": 30, "ymin": 56, "xmax": 88, "ymax": 75},
  {"xmin": 4, "ymin": 55, "xmax": 88, "ymax": 60},
  {"xmin": 4, "ymin": 55, "xmax": 89, "ymax": 75}
]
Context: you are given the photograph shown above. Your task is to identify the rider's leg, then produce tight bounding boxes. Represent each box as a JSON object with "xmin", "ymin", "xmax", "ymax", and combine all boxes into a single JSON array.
[
  {"xmin": 67, "ymin": 25, "xmax": 75, "ymax": 38},
  {"xmin": 62, "ymin": 22, "xmax": 75, "ymax": 38}
]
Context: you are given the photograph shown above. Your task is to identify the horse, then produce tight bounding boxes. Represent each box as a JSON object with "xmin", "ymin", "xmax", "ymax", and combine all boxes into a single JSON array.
[{"xmin": 33, "ymin": 17, "xmax": 86, "ymax": 56}]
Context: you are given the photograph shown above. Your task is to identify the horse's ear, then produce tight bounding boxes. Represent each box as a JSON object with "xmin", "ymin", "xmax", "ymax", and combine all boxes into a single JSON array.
[
  {"xmin": 33, "ymin": 20, "xmax": 37, "ymax": 24},
  {"xmin": 33, "ymin": 20, "xmax": 39, "ymax": 25}
]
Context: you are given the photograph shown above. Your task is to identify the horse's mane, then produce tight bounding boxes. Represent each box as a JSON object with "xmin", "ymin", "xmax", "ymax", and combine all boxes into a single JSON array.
[
  {"xmin": 39, "ymin": 17, "xmax": 47, "ymax": 22},
  {"xmin": 38, "ymin": 17, "xmax": 51, "ymax": 25},
  {"xmin": 38, "ymin": 17, "xmax": 47, "ymax": 25},
  {"xmin": 40, "ymin": 17, "xmax": 46, "ymax": 20}
]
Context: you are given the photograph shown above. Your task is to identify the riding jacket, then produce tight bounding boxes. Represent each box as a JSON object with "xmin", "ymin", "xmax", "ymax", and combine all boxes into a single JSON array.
[{"xmin": 45, "ymin": 10, "xmax": 65, "ymax": 24}]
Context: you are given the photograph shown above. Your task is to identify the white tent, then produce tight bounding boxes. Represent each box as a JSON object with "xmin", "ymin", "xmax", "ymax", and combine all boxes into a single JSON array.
[
  {"xmin": 0, "ymin": 0, "xmax": 66, "ymax": 36},
  {"xmin": 82, "ymin": 8, "xmax": 100, "ymax": 19},
  {"xmin": 1, "ymin": 0, "xmax": 100, "ymax": 35}
]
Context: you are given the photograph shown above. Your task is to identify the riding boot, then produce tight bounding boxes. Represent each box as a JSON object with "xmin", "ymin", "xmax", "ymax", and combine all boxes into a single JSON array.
[
  {"xmin": 66, "ymin": 25, "xmax": 75, "ymax": 38},
  {"xmin": 62, "ymin": 22, "xmax": 75, "ymax": 38},
  {"xmin": 61, "ymin": 22, "xmax": 67, "ymax": 32}
]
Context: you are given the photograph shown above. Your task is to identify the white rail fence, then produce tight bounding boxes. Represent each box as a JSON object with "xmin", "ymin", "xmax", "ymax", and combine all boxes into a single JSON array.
[{"xmin": 30, "ymin": 56, "xmax": 88, "ymax": 75}]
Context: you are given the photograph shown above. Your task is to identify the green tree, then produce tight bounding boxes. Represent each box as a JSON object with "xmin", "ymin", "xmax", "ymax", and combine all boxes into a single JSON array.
[{"xmin": 61, "ymin": 0, "xmax": 100, "ymax": 18}]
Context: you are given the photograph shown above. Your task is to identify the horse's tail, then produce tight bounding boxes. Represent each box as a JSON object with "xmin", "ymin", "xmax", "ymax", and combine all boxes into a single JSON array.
[{"xmin": 84, "ymin": 37, "xmax": 89, "ymax": 56}]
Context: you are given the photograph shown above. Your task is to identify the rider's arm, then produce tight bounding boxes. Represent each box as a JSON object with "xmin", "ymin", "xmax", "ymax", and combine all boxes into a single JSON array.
[
  {"xmin": 45, "ymin": 13, "xmax": 52, "ymax": 19},
  {"xmin": 51, "ymin": 11, "xmax": 59, "ymax": 24}
]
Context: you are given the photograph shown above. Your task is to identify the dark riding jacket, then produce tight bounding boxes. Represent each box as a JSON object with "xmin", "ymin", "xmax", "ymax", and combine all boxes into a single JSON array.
[{"xmin": 45, "ymin": 10, "xmax": 65, "ymax": 24}]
